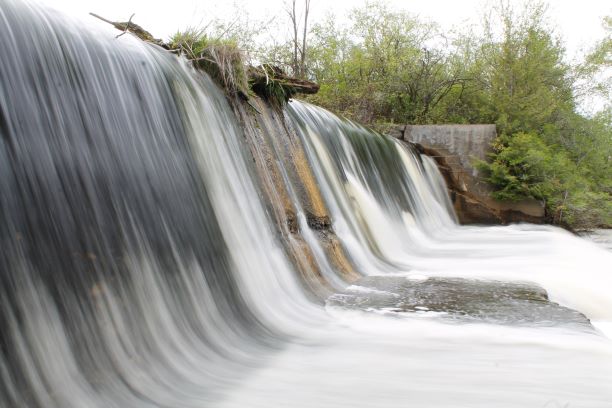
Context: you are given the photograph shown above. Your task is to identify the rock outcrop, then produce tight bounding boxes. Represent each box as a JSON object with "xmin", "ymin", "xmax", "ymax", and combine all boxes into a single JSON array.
[
  {"xmin": 328, "ymin": 276, "xmax": 594, "ymax": 332},
  {"xmin": 231, "ymin": 95, "xmax": 359, "ymax": 298}
]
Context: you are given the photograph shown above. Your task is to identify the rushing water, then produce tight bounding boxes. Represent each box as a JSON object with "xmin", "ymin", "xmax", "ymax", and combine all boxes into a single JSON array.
[
  {"xmin": 583, "ymin": 230, "xmax": 612, "ymax": 252},
  {"xmin": 1, "ymin": 1, "xmax": 612, "ymax": 407}
]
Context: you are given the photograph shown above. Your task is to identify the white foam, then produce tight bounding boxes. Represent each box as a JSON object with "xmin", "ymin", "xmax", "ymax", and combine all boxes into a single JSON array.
[{"xmin": 345, "ymin": 285, "xmax": 398, "ymax": 297}]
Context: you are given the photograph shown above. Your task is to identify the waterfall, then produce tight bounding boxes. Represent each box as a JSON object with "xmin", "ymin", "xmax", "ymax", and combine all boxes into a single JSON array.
[
  {"xmin": 2, "ymin": 1, "xmax": 612, "ymax": 407},
  {"xmin": 0, "ymin": 2, "xmax": 315, "ymax": 406},
  {"xmin": 288, "ymin": 101, "xmax": 612, "ymax": 321}
]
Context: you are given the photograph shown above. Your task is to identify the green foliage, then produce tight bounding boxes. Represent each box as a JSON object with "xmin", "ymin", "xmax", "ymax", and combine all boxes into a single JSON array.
[
  {"xmin": 277, "ymin": 0, "xmax": 611, "ymax": 230},
  {"xmin": 304, "ymin": 2, "xmax": 460, "ymax": 124},
  {"xmin": 170, "ymin": 28, "xmax": 208, "ymax": 58},
  {"xmin": 477, "ymin": 131, "xmax": 612, "ymax": 229},
  {"xmin": 170, "ymin": 28, "xmax": 249, "ymax": 96},
  {"xmin": 576, "ymin": 16, "xmax": 612, "ymax": 101},
  {"xmin": 467, "ymin": 5, "xmax": 612, "ymax": 229},
  {"xmin": 477, "ymin": 132, "xmax": 574, "ymax": 200},
  {"xmin": 589, "ymin": 16, "xmax": 612, "ymax": 66}
]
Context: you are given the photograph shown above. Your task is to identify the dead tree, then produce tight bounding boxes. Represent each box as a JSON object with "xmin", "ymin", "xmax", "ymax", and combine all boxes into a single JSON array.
[{"xmin": 286, "ymin": 0, "xmax": 311, "ymax": 78}]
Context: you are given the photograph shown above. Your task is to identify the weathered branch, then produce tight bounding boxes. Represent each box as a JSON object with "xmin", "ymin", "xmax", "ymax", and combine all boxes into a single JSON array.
[
  {"xmin": 115, "ymin": 13, "xmax": 134, "ymax": 38},
  {"xmin": 89, "ymin": 13, "xmax": 169, "ymax": 49}
]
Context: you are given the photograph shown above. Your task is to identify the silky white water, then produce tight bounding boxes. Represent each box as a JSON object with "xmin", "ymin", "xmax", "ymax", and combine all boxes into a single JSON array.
[
  {"xmin": 289, "ymin": 102, "xmax": 612, "ymax": 321},
  {"xmin": 1, "ymin": 1, "xmax": 611, "ymax": 407}
]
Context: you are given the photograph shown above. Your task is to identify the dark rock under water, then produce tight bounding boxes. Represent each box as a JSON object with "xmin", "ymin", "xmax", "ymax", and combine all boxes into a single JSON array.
[{"xmin": 328, "ymin": 276, "xmax": 594, "ymax": 332}]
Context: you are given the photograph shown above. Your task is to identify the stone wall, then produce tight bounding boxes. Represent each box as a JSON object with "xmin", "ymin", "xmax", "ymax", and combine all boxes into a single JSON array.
[{"xmin": 390, "ymin": 124, "xmax": 545, "ymax": 224}]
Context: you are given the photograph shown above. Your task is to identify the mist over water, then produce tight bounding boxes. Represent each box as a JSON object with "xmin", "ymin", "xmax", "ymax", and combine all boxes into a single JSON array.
[{"xmin": 1, "ymin": 1, "xmax": 612, "ymax": 407}]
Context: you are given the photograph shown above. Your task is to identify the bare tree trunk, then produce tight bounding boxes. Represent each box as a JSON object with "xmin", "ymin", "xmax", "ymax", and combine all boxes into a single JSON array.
[
  {"xmin": 287, "ymin": 0, "xmax": 299, "ymax": 77},
  {"xmin": 286, "ymin": 0, "xmax": 310, "ymax": 78},
  {"xmin": 300, "ymin": 0, "xmax": 310, "ymax": 78}
]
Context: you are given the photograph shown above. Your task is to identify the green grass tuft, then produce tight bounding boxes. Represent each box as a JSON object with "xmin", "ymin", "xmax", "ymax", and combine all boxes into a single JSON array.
[{"xmin": 170, "ymin": 28, "xmax": 249, "ymax": 97}]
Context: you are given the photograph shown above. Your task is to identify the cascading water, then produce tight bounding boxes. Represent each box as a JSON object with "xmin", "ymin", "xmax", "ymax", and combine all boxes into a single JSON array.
[
  {"xmin": 1, "ymin": 1, "xmax": 612, "ymax": 407},
  {"xmin": 0, "ymin": 2, "xmax": 317, "ymax": 406},
  {"xmin": 288, "ymin": 101, "xmax": 612, "ymax": 322}
]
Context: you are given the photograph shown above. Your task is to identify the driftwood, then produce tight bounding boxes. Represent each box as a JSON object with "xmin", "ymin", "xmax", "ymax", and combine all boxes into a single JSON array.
[{"xmin": 89, "ymin": 13, "xmax": 169, "ymax": 49}]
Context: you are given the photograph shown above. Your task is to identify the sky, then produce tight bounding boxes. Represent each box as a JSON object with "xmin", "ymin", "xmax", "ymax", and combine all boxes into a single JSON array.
[{"xmin": 39, "ymin": 0, "xmax": 611, "ymax": 60}]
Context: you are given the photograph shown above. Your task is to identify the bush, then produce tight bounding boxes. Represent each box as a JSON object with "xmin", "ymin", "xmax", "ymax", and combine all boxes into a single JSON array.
[{"xmin": 477, "ymin": 131, "xmax": 612, "ymax": 230}]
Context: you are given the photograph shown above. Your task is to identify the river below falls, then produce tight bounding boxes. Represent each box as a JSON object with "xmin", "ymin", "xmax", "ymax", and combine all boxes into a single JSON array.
[{"xmin": 218, "ymin": 311, "xmax": 612, "ymax": 408}]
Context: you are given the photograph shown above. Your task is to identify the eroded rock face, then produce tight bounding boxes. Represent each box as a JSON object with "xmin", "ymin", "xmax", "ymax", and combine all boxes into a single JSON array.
[
  {"xmin": 232, "ymin": 96, "xmax": 359, "ymax": 297},
  {"xmin": 328, "ymin": 276, "xmax": 594, "ymax": 332}
]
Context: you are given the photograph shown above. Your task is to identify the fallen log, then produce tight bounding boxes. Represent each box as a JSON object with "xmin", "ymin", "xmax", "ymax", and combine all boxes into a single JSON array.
[
  {"xmin": 249, "ymin": 65, "xmax": 319, "ymax": 95},
  {"xmin": 248, "ymin": 65, "xmax": 319, "ymax": 105}
]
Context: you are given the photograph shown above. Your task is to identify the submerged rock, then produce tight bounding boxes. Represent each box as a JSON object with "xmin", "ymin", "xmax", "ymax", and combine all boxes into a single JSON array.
[{"xmin": 328, "ymin": 276, "xmax": 594, "ymax": 332}]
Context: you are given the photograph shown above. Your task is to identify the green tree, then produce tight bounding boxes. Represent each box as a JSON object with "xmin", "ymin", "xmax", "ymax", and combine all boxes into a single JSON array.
[
  {"xmin": 575, "ymin": 16, "xmax": 611, "ymax": 102},
  {"xmin": 305, "ymin": 1, "xmax": 470, "ymax": 125}
]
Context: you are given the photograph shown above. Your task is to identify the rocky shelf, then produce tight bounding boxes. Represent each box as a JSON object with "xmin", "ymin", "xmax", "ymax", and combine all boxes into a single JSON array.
[{"xmin": 328, "ymin": 276, "xmax": 595, "ymax": 332}]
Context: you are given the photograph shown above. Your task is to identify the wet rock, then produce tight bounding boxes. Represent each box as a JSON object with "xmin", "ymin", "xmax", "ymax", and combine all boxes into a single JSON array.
[
  {"xmin": 328, "ymin": 276, "xmax": 594, "ymax": 332},
  {"xmin": 286, "ymin": 211, "xmax": 299, "ymax": 233},
  {"xmin": 306, "ymin": 212, "xmax": 331, "ymax": 231}
]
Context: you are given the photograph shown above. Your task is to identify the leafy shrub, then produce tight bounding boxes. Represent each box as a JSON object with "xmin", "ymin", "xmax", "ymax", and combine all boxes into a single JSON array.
[{"xmin": 477, "ymin": 132, "xmax": 612, "ymax": 230}]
